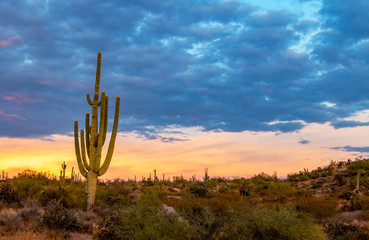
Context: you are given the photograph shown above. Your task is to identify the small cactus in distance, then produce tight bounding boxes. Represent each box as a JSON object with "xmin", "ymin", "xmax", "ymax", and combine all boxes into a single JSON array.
[
  {"xmin": 71, "ymin": 167, "xmax": 75, "ymax": 182},
  {"xmin": 203, "ymin": 168, "xmax": 210, "ymax": 182},
  {"xmin": 61, "ymin": 161, "xmax": 66, "ymax": 184},
  {"xmin": 74, "ymin": 52, "xmax": 120, "ymax": 210}
]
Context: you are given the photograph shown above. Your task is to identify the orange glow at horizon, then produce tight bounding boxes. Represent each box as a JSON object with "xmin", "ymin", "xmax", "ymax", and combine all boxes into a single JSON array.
[{"xmin": 0, "ymin": 123, "xmax": 367, "ymax": 180}]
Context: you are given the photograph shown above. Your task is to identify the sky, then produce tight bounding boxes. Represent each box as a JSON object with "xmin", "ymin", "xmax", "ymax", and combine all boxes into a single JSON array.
[{"xmin": 1, "ymin": 0, "xmax": 369, "ymax": 180}]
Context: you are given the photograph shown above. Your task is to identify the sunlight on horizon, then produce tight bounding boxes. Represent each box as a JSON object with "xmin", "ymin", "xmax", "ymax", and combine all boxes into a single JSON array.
[{"xmin": 0, "ymin": 122, "xmax": 366, "ymax": 181}]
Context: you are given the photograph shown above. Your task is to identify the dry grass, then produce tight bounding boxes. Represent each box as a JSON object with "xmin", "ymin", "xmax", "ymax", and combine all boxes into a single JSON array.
[{"xmin": 0, "ymin": 231, "xmax": 92, "ymax": 240}]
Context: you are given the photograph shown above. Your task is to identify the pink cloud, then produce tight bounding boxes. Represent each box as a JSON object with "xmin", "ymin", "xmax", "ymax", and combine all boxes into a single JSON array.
[
  {"xmin": 0, "ymin": 110, "xmax": 26, "ymax": 120},
  {"xmin": 38, "ymin": 79, "xmax": 88, "ymax": 89},
  {"xmin": 4, "ymin": 93, "xmax": 42, "ymax": 104},
  {"xmin": 0, "ymin": 36, "xmax": 22, "ymax": 48}
]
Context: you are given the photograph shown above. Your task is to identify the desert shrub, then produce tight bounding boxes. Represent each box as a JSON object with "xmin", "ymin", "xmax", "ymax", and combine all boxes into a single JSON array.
[
  {"xmin": 40, "ymin": 199, "xmax": 81, "ymax": 231},
  {"xmin": 228, "ymin": 207, "xmax": 326, "ymax": 240},
  {"xmin": 38, "ymin": 187, "xmax": 74, "ymax": 208},
  {"xmin": 338, "ymin": 191, "xmax": 352, "ymax": 200},
  {"xmin": 95, "ymin": 182, "xmax": 131, "ymax": 208},
  {"xmin": 172, "ymin": 175, "xmax": 187, "ymax": 187},
  {"xmin": 94, "ymin": 209, "xmax": 195, "ymax": 240},
  {"xmin": 0, "ymin": 182, "xmax": 22, "ymax": 207},
  {"xmin": 295, "ymin": 189, "xmax": 312, "ymax": 198},
  {"xmin": 300, "ymin": 174, "xmax": 310, "ymax": 181},
  {"xmin": 189, "ymin": 183, "xmax": 208, "ymax": 197},
  {"xmin": 75, "ymin": 210, "xmax": 98, "ymax": 233},
  {"xmin": 311, "ymin": 180, "xmax": 324, "ymax": 189},
  {"xmin": 16, "ymin": 204, "xmax": 43, "ymax": 231},
  {"xmin": 324, "ymin": 223, "xmax": 369, "ymax": 240},
  {"xmin": 66, "ymin": 184, "xmax": 87, "ymax": 209},
  {"xmin": 142, "ymin": 177, "xmax": 155, "ymax": 186},
  {"xmin": 95, "ymin": 186, "xmax": 325, "ymax": 240},
  {"xmin": 179, "ymin": 200, "xmax": 234, "ymax": 239},
  {"xmin": 359, "ymin": 174, "xmax": 369, "ymax": 189},
  {"xmin": 11, "ymin": 176, "xmax": 44, "ymax": 199},
  {"xmin": 0, "ymin": 209, "xmax": 24, "ymax": 234},
  {"xmin": 168, "ymin": 196, "xmax": 324, "ymax": 240},
  {"xmin": 350, "ymin": 195, "xmax": 369, "ymax": 211},
  {"xmin": 335, "ymin": 173, "xmax": 346, "ymax": 186},
  {"xmin": 347, "ymin": 159, "xmax": 369, "ymax": 176},
  {"xmin": 251, "ymin": 173, "xmax": 283, "ymax": 195},
  {"xmin": 204, "ymin": 178, "xmax": 219, "ymax": 189},
  {"xmin": 238, "ymin": 180, "xmax": 253, "ymax": 196},
  {"xmin": 262, "ymin": 181, "xmax": 295, "ymax": 202},
  {"xmin": 94, "ymin": 188, "xmax": 195, "ymax": 240},
  {"xmin": 287, "ymin": 173, "xmax": 299, "ymax": 182},
  {"xmin": 295, "ymin": 197, "xmax": 339, "ymax": 220},
  {"xmin": 218, "ymin": 185, "xmax": 227, "ymax": 194}
]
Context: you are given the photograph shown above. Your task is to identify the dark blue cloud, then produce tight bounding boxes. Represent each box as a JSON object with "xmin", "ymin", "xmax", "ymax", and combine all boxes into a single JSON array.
[
  {"xmin": 331, "ymin": 121, "xmax": 369, "ymax": 129},
  {"xmin": 299, "ymin": 139, "xmax": 311, "ymax": 145},
  {"xmin": 1, "ymin": 0, "xmax": 369, "ymax": 139},
  {"xmin": 331, "ymin": 146, "xmax": 369, "ymax": 153}
]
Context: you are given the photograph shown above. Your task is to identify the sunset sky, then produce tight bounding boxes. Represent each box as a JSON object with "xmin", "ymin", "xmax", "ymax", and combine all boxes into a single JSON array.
[{"xmin": 1, "ymin": 0, "xmax": 369, "ymax": 180}]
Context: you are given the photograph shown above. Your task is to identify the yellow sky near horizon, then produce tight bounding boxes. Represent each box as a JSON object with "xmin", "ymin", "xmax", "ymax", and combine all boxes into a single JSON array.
[{"xmin": 0, "ymin": 122, "xmax": 366, "ymax": 180}]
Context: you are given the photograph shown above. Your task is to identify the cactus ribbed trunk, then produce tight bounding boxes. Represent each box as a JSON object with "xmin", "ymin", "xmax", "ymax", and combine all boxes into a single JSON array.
[
  {"xmin": 74, "ymin": 52, "xmax": 120, "ymax": 210},
  {"xmin": 87, "ymin": 171, "xmax": 98, "ymax": 208}
]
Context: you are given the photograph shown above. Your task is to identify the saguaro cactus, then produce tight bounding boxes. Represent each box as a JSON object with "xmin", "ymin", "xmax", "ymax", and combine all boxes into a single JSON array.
[
  {"xmin": 204, "ymin": 168, "xmax": 209, "ymax": 182},
  {"xmin": 74, "ymin": 52, "xmax": 120, "ymax": 210},
  {"xmin": 61, "ymin": 161, "xmax": 66, "ymax": 184},
  {"xmin": 71, "ymin": 167, "xmax": 75, "ymax": 182}
]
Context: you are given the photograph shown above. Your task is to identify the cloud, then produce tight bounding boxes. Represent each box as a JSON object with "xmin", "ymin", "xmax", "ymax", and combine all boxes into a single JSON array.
[
  {"xmin": 0, "ymin": 110, "xmax": 26, "ymax": 121},
  {"xmin": 331, "ymin": 146, "xmax": 369, "ymax": 153},
  {"xmin": 299, "ymin": 139, "xmax": 310, "ymax": 145},
  {"xmin": 3, "ymin": 92, "xmax": 42, "ymax": 104},
  {"xmin": 0, "ymin": 36, "xmax": 22, "ymax": 48},
  {"xmin": 1, "ymin": 0, "xmax": 369, "ymax": 139},
  {"xmin": 331, "ymin": 120, "xmax": 369, "ymax": 129}
]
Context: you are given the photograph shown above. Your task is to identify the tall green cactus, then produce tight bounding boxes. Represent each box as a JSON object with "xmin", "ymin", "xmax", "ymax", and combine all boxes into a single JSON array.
[
  {"xmin": 74, "ymin": 52, "xmax": 120, "ymax": 210},
  {"xmin": 61, "ymin": 161, "xmax": 66, "ymax": 184}
]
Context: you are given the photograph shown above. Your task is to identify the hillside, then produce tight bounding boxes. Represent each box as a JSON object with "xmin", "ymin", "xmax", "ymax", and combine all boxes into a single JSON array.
[{"xmin": 2, "ymin": 158, "xmax": 369, "ymax": 239}]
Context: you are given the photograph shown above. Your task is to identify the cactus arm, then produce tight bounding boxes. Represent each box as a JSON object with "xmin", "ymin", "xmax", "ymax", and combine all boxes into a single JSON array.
[
  {"xmin": 99, "ymin": 97, "xmax": 120, "ymax": 176},
  {"xmin": 86, "ymin": 93, "xmax": 93, "ymax": 106},
  {"xmin": 74, "ymin": 121, "xmax": 88, "ymax": 178},
  {"xmin": 94, "ymin": 92, "xmax": 106, "ymax": 172},
  {"xmin": 85, "ymin": 113, "xmax": 91, "ymax": 159},
  {"xmin": 94, "ymin": 52, "xmax": 101, "ymax": 99},
  {"xmin": 80, "ymin": 129, "xmax": 91, "ymax": 171},
  {"xmin": 102, "ymin": 95, "xmax": 108, "ymax": 145}
]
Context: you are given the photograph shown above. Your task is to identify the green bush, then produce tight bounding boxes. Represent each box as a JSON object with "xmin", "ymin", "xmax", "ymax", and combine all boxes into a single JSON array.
[
  {"xmin": 218, "ymin": 185, "xmax": 229, "ymax": 194},
  {"xmin": 324, "ymin": 223, "xmax": 369, "ymax": 240},
  {"xmin": 11, "ymin": 176, "xmax": 44, "ymax": 199},
  {"xmin": 95, "ymin": 185, "xmax": 325, "ymax": 240},
  {"xmin": 38, "ymin": 187, "xmax": 74, "ymax": 208},
  {"xmin": 311, "ymin": 180, "xmax": 324, "ymax": 189},
  {"xmin": 189, "ymin": 183, "xmax": 208, "ymax": 198},
  {"xmin": 262, "ymin": 181, "xmax": 295, "ymax": 202},
  {"xmin": 40, "ymin": 199, "xmax": 80, "ymax": 231},
  {"xmin": 95, "ymin": 182, "xmax": 131, "ymax": 209},
  {"xmin": 347, "ymin": 159, "xmax": 369, "ymax": 176},
  {"xmin": 94, "ymin": 187, "xmax": 195, "ymax": 240},
  {"xmin": 350, "ymin": 195, "xmax": 369, "ymax": 211},
  {"xmin": 295, "ymin": 197, "xmax": 338, "ymax": 220},
  {"xmin": 228, "ymin": 207, "xmax": 326, "ymax": 240},
  {"xmin": 335, "ymin": 173, "xmax": 346, "ymax": 186},
  {"xmin": 0, "ymin": 183, "xmax": 21, "ymax": 207}
]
